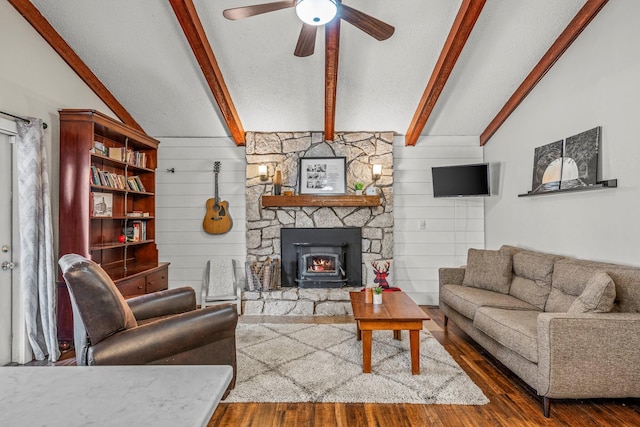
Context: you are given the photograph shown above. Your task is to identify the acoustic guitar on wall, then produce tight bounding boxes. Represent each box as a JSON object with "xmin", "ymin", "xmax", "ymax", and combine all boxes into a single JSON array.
[{"xmin": 203, "ymin": 161, "xmax": 233, "ymax": 234}]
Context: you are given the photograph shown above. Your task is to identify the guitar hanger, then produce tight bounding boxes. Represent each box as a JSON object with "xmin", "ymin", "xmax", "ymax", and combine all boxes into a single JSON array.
[{"xmin": 162, "ymin": 168, "xmax": 224, "ymax": 173}]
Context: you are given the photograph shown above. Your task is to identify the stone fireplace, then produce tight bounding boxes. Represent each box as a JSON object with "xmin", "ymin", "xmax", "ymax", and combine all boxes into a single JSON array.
[{"xmin": 244, "ymin": 131, "xmax": 393, "ymax": 315}]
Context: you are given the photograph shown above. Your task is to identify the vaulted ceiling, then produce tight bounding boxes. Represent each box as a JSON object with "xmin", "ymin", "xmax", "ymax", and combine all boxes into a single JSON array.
[{"xmin": 11, "ymin": 0, "xmax": 608, "ymax": 146}]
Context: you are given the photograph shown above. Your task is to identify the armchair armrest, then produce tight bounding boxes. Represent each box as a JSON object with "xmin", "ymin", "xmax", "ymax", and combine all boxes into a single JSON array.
[
  {"xmin": 537, "ymin": 312, "xmax": 640, "ymax": 398},
  {"xmin": 127, "ymin": 287, "xmax": 196, "ymax": 321},
  {"xmin": 88, "ymin": 303, "xmax": 238, "ymax": 365},
  {"xmin": 439, "ymin": 267, "xmax": 466, "ymax": 290}
]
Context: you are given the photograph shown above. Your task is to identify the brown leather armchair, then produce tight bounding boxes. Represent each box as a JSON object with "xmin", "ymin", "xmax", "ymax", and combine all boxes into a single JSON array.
[{"xmin": 59, "ymin": 254, "xmax": 238, "ymax": 395}]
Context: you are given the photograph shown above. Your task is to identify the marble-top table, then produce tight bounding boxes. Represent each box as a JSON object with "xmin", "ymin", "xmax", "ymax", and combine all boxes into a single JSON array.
[{"xmin": 0, "ymin": 365, "xmax": 232, "ymax": 426}]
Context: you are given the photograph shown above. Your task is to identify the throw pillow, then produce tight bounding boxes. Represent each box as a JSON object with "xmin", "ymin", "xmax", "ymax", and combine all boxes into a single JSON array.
[
  {"xmin": 462, "ymin": 248, "xmax": 513, "ymax": 294},
  {"xmin": 568, "ymin": 271, "xmax": 616, "ymax": 313},
  {"xmin": 509, "ymin": 251, "xmax": 563, "ymax": 310}
]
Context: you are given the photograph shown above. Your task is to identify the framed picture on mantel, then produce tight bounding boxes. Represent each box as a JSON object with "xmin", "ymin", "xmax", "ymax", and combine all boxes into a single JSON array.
[{"xmin": 298, "ymin": 157, "xmax": 346, "ymax": 195}]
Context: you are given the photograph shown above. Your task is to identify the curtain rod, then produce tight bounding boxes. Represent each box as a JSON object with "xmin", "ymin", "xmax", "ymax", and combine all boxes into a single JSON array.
[{"xmin": 0, "ymin": 110, "xmax": 48, "ymax": 129}]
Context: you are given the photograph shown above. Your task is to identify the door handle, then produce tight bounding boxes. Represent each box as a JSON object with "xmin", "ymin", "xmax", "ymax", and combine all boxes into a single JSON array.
[{"xmin": 2, "ymin": 261, "xmax": 15, "ymax": 271}]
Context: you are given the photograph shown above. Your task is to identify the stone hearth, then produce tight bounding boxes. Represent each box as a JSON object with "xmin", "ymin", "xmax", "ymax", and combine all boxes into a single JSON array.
[{"xmin": 242, "ymin": 287, "xmax": 362, "ymax": 316}]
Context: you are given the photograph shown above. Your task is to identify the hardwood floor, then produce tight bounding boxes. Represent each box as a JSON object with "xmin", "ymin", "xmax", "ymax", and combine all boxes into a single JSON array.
[{"xmin": 210, "ymin": 306, "xmax": 640, "ymax": 427}]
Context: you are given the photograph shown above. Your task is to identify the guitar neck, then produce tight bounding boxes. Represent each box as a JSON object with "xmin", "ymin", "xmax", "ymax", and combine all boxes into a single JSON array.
[{"xmin": 214, "ymin": 172, "xmax": 220, "ymax": 203}]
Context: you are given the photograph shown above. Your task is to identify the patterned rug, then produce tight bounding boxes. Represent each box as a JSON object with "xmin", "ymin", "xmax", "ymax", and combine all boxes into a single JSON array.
[{"xmin": 226, "ymin": 323, "xmax": 489, "ymax": 405}]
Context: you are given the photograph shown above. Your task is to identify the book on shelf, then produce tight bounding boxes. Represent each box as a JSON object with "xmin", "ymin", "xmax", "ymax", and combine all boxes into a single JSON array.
[
  {"xmin": 108, "ymin": 147, "xmax": 125, "ymax": 162},
  {"xmin": 126, "ymin": 176, "xmax": 139, "ymax": 192},
  {"xmin": 91, "ymin": 141, "xmax": 108, "ymax": 156},
  {"xmin": 127, "ymin": 211, "xmax": 143, "ymax": 217},
  {"xmin": 123, "ymin": 220, "xmax": 144, "ymax": 242},
  {"xmin": 90, "ymin": 166, "xmax": 100, "ymax": 185},
  {"xmin": 126, "ymin": 175, "xmax": 147, "ymax": 192},
  {"xmin": 91, "ymin": 192, "xmax": 113, "ymax": 217},
  {"xmin": 134, "ymin": 176, "xmax": 146, "ymax": 192},
  {"xmin": 132, "ymin": 221, "xmax": 141, "ymax": 242},
  {"xmin": 141, "ymin": 220, "xmax": 147, "ymax": 240}
]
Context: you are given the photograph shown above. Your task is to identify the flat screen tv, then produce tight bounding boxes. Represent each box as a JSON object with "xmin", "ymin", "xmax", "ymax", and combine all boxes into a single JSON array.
[{"xmin": 431, "ymin": 163, "xmax": 490, "ymax": 198}]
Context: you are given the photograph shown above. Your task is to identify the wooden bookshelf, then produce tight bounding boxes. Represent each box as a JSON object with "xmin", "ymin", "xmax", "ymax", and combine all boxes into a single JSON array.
[
  {"xmin": 57, "ymin": 109, "xmax": 169, "ymax": 348},
  {"xmin": 261, "ymin": 194, "xmax": 381, "ymax": 207}
]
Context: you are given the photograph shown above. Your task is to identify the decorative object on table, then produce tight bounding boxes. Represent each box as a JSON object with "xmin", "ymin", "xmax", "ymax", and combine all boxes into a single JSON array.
[
  {"xmin": 282, "ymin": 189, "xmax": 293, "ymax": 196},
  {"xmin": 531, "ymin": 140, "xmax": 564, "ymax": 193},
  {"xmin": 369, "ymin": 260, "xmax": 392, "ymax": 288},
  {"xmin": 364, "ymin": 286, "xmax": 373, "ymax": 303},
  {"xmin": 273, "ymin": 169, "xmax": 282, "ymax": 195},
  {"xmin": 354, "ymin": 181, "xmax": 364, "ymax": 195},
  {"xmin": 203, "ymin": 161, "xmax": 233, "ymax": 234},
  {"xmin": 560, "ymin": 126, "xmax": 600, "ymax": 190},
  {"xmin": 373, "ymin": 286, "xmax": 383, "ymax": 304},
  {"xmin": 298, "ymin": 156, "xmax": 346, "ymax": 195}
]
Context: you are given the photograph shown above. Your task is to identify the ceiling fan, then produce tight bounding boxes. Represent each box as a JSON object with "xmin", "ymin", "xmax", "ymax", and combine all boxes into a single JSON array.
[{"xmin": 223, "ymin": 0, "xmax": 395, "ymax": 57}]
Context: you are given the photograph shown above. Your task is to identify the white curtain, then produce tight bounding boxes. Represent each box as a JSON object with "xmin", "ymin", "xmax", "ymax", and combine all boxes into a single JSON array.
[{"xmin": 16, "ymin": 118, "xmax": 59, "ymax": 362}]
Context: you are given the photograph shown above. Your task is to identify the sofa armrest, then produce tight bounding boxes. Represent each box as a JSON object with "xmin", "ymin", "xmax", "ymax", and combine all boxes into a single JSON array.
[
  {"xmin": 127, "ymin": 287, "xmax": 197, "ymax": 321},
  {"xmin": 439, "ymin": 267, "xmax": 466, "ymax": 290},
  {"xmin": 537, "ymin": 312, "xmax": 640, "ymax": 399},
  {"xmin": 89, "ymin": 303, "xmax": 237, "ymax": 365}
]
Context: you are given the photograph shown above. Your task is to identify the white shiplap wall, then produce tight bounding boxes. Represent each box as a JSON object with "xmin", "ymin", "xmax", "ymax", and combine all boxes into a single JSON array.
[
  {"xmin": 156, "ymin": 135, "xmax": 483, "ymax": 306},
  {"xmin": 393, "ymin": 135, "xmax": 484, "ymax": 305},
  {"xmin": 156, "ymin": 138, "xmax": 246, "ymax": 303}
]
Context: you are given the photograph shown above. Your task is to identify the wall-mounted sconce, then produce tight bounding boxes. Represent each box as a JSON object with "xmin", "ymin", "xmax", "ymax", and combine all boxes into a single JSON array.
[
  {"xmin": 372, "ymin": 164, "xmax": 382, "ymax": 180},
  {"xmin": 258, "ymin": 164, "xmax": 268, "ymax": 181}
]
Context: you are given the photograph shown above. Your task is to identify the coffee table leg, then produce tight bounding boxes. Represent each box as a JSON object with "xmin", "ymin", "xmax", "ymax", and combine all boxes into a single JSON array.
[
  {"xmin": 356, "ymin": 322, "xmax": 362, "ymax": 341},
  {"xmin": 410, "ymin": 329, "xmax": 420, "ymax": 375},
  {"xmin": 362, "ymin": 330, "xmax": 372, "ymax": 373},
  {"xmin": 393, "ymin": 330, "xmax": 401, "ymax": 340}
]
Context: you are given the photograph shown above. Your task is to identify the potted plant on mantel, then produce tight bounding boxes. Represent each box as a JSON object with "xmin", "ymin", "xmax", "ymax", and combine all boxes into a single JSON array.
[
  {"xmin": 373, "ymin": 286, "xmax": 383, "ymax": 304},
  {"xmin": 354, "ymin": 182, "xmax": 364, "ymax": 195}
]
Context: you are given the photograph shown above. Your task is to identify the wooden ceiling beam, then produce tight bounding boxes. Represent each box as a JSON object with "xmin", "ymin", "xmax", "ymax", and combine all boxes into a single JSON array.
[
  {"xmin": 8, "ymin": 0, "xmax": 144, "ymax": 132},
  {"xmin": 405, "ymin": 0, "xmax": 486, "ymax": 146},
  {"xmin": 324, "ymin": 18, "xmax": 340, "ymax": 142},
  {"xmin": 169, "ymin": 0, "xmax": 245, "ymax": 145},
  {"xmin": 480, "ymin": 0, "xmax": 609, "ymax": 146}
]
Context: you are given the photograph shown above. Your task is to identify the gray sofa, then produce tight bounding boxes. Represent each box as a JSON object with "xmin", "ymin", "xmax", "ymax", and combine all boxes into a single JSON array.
[{"xmin": 439, "ymin": 245, "xmax": 640, "ymax": 417}]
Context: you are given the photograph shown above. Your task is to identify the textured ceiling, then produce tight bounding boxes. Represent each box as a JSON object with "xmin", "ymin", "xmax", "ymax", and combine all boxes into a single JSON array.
[{"xmin": 29, "ymin": 0, "xmax": 586, "ymax": 139}]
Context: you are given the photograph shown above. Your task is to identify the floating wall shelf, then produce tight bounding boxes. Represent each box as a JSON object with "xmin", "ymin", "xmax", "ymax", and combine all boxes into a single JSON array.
[
  {"xmin": 261, "ymin": 194, "xmax": 381, "ymax": 207},
  {"xmin": 518, "ymin": 179, "xmax": 617, "ymax": 197}
]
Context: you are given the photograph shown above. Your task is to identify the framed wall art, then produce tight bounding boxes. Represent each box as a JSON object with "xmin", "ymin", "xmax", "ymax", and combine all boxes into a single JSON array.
[
  {"xmin": 531, "ymin": 140, "xmax": 563, "ymax": 193},
  {"xmin": 298, "ymin": 157, "xmax": 346, "ymax": 195}
]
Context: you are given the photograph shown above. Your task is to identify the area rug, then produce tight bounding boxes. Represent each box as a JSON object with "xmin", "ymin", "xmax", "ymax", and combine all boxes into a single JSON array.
[{"xmin": 226, "ymin": 323, "xmax": 489, "ymax": 405}]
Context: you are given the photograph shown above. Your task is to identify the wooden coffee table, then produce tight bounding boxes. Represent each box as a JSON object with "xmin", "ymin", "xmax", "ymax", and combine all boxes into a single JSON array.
[{"xmin": 349, "ymin": 291, "xmax": 430, "ymax": 375}]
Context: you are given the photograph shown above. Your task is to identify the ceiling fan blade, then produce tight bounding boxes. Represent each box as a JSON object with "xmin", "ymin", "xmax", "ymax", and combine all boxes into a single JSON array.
[
  {"xmin": 294, "ymin": 23, "xmax": 317, "ymax": 57},
  {"xmin": 338, "ymin": 4, "xmax": 394, "ymax": 41},
  {"xmin": 223, "ymin": 0, "xmax": 295, "ymax": 20}
]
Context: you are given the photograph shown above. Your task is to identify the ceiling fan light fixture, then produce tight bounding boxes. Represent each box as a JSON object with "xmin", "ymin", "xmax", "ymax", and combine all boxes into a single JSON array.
[{"xmin": 296, "ymin": 0, "xmax": 338, "ymax": 26}]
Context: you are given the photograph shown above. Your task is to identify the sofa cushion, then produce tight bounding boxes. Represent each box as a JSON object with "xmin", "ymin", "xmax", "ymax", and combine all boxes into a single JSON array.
[
  {"xmin": 568, "ymin": 271, "xmax": 616, "ymax": 313},
  {"xmin": 474, "ymin": 307, "xmax": 540, "ymax": 363},
  {"xmin": 509, "ymin": 251, "xmax": 563, "ymax": 310},
  {"xmin": 440, "ymin": 284, "xmax": 540, "ymax": 320},
  {"xmin": 462, "ymin": 249, "xmax": 513, "ymax": 294},
  {"xmin": 548, "ymin": 258, "xmax": 640, "ymax": 313}
]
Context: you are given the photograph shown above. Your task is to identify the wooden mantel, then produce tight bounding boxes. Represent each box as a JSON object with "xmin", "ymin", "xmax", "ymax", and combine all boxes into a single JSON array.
[{"xmin": 261, "ymin": 195, "xmax": 381, "ymax": 208}]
